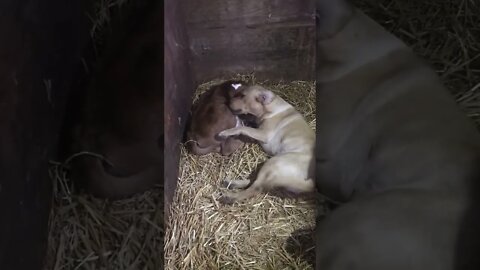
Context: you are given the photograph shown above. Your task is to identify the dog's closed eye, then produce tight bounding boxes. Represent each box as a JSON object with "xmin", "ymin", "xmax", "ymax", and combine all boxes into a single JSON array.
[{"xmin": 234, "ymin": 92, "xmax": 245, "ymax": 98}]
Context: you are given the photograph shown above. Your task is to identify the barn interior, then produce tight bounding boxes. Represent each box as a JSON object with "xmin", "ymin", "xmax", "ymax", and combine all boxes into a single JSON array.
[
  {"xmin": 0, "ymin": 0, "xmax": 479, "ymax": 269},
  {"xmin": 166, "ymin": 0, "xmax": 480, "ymax": 269},
  {"xmin": 165, "ymin": 0, "xmax": 317, "ymax": 268}
]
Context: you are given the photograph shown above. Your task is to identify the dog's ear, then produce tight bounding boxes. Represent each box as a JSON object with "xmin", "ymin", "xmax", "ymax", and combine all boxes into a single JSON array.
[{"xmin": 256, "ymin": 90, "xmax": 274, "ymax": 105}]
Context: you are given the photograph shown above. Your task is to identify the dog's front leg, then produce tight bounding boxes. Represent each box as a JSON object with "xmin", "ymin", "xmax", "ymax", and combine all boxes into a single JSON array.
[{"xmin": 218, "ymin": 127, "xmax": 268, "ymax": 144}]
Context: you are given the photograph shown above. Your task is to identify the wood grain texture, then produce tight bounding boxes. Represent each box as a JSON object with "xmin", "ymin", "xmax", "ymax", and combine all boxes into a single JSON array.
[
  {"xmin": 182, "ymin": 0, "xmax": 315, "ymax": 83},
  {"xmin": 164, "ymin": 0, "xmax": 195, "ymax": 218}
]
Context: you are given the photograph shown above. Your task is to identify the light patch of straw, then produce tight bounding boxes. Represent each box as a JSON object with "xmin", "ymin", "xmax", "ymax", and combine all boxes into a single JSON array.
[{"xmin": 165, "ymin": 76, "xmax": 318, "ymax": 270}]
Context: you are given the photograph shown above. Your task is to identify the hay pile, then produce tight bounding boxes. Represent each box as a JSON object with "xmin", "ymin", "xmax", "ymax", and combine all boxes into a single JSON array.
[
  {"xmin": 356, "ymin": 0, "xmax": 480, "ymax": 123},
  {"xmin": 164, "ymin": 76, "xmax": 318, "ymax": 270},
  {"xmin": 44, "ymin": 163, "xmax": 163, "ymax": 270}
]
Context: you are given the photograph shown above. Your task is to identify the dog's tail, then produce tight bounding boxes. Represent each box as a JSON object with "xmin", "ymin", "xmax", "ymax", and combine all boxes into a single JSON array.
[{"xmin": 70, "ymin": 155, "xmax": 162, "ymax": 199}]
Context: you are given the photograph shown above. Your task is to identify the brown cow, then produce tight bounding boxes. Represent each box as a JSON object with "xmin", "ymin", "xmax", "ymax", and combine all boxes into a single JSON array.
[{"xmin": 68, "ymin": 1, "xmax": 163, "ymax": 199}]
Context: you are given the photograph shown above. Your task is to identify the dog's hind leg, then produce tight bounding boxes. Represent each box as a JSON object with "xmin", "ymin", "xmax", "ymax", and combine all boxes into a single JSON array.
[
  {"xmin": 218, "ymin": 169, "xmax": 270, "ymax": 204},
  {"xmin": 219, "ymin": 155, "xmax": 315, "ymax": 204},
  {"xmin": 219, "ymin": 176, "xmax": 314, "ymax": 204},
  {"xmin": 274, "ymin": 177, "xmax": 316, "ymax": 194},
  {"xmin": 219, "ymin": 183, "xmax": 263, "ymax": 204},
  {"xmin": 218, "ymin": 161, "xmax": 293, "ymax": 204},
  {"xmin": 222, "ymin": 179, "xmax": 251, "ymax": 189}
]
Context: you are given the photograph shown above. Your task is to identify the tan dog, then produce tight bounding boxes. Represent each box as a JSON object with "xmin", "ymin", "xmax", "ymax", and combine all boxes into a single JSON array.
[
  {"xmin": 218, "ymin": 85, "xmax": 315, "ymax": 204},
  {"xmin": 186, "ymin": 80, "xmax": 257, "ymax": 156},
  {"xmin": 315, "ymin": 1, "xmax": 480, "ymax": 269}
]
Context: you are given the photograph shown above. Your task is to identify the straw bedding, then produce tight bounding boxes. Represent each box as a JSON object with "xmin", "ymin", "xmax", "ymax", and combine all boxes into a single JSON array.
[
  {"xmin": 44, "ymin": 163, "xmax": 163, "ymax": 270},
  {"xmin": 164, "ymin": 77, "xmax": 318, "ymax": 270},
  {"xmin": 44, "ymin": 1, "xmax": 480, "ymax": 270}
]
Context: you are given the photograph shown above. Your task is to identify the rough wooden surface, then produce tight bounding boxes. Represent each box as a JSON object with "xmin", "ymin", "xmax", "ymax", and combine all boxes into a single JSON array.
[
  {"xmin": 0, "ymin": 0, "xmax": 92, "ymax": 269},
  {"xmin": 164, "ymin": 0, "xmax": 195, "ymax": 218},
  {"xmin": 182, "ymin": 0, "xmax": 315, "ymax": 83}
]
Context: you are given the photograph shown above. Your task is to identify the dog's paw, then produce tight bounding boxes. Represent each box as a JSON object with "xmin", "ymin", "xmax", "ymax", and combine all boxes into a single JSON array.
[
  {"xmin": 218, "ymin": 193, "xmax": 236, "ymax": 205},
  {"xmin": 217, "ymin": 130, "xmax": 231, "ymax": 138},
  {"xmin": 218, "ymin": 128, "xmax": 240, "ymax": 138}
]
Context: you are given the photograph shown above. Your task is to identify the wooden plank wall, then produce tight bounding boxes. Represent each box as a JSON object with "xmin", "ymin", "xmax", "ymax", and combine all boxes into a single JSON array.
[
  {"xmin": 182, "ymin": 0, "xmax": 316, "ymax": 83},
  {"xmin": 164, "ymin": 0, "xmax": 195, "ymax": 217},
  {"xmin": 0, "ymin": 0, "xmax": 93, "ymax": 269}
]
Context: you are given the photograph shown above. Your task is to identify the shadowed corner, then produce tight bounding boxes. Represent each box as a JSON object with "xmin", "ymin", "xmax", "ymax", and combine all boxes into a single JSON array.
[
  {"xmin": 284, "ymin": 228, "xmax": 316, "ymax": 268},
  {"xmin": 283, "ymin": 194, "xmax": 330, "ymax": 269},
  {"xmin": 454, "ymin": 154, "xmax": 480, "ymax": 270}
]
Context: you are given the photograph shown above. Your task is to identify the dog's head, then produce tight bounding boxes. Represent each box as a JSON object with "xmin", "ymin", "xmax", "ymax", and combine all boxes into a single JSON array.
[{"xmin": 228, "ymin": 85, "xmax": 275, "ymax": 118}]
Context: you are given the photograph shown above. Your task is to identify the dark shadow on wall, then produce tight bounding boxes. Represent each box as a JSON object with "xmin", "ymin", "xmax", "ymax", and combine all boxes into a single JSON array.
[
  {"xmin": 0, "ymin": 0, "xmax": 94, "ymax": 269},
  {"xmin": 454, "ymin": 155, "xmax": 480, "ymax": 270},
  {"xmin": 58, "ymin": 0, "xmax": 159, "ymax": 162}
]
